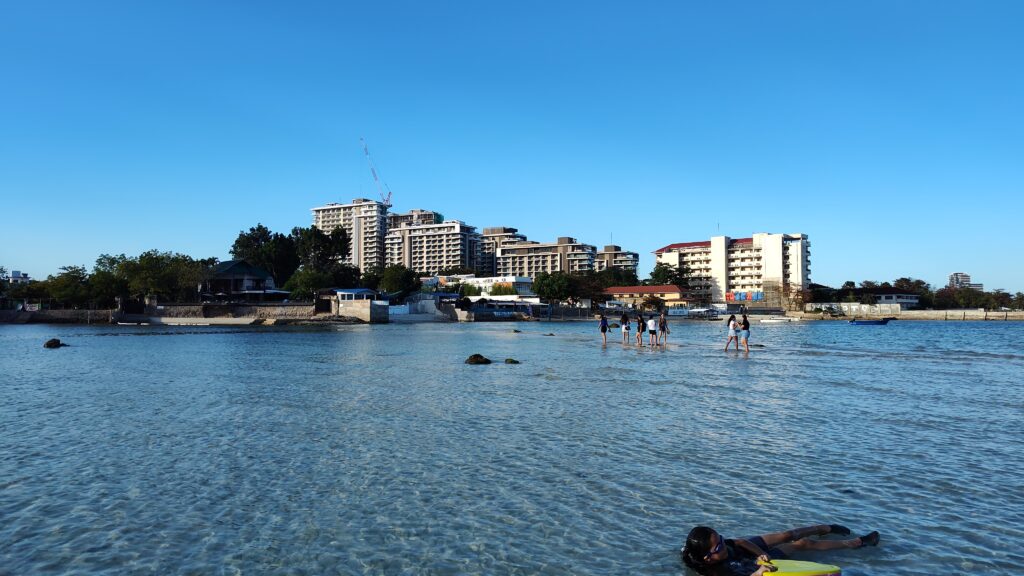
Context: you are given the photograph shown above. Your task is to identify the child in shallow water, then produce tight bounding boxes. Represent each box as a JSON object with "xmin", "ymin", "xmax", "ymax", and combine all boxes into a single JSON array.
[{"xmin": 681, "ymin": 524, "xmax": 880, "ymax": 576}]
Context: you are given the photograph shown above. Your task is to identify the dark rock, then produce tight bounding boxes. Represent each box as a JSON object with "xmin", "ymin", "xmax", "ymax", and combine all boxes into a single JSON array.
[
  {"xmin": 609, "ymin": 323, "xmax": 619, "ymax": 328},
  {"xmin": 544, "ymin": 333, "xmax": 555, "ymax": 336},
  {"xmin": 512, "ymin": 329, "xmax": 522, "ymax": 333},
  {"xmin": 465, "ymin": 354, "xmax": 492, "ymax": 365},
  {"xmin": 43, "ymin": 338, "xmax": 69, "ymax": 349},
  {"xmin": 504, "ymin": 358, "xmax": 520, "ymax": 364}
]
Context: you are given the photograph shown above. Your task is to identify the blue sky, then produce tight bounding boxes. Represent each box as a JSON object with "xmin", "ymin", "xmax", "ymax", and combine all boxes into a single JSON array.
[{"xmin": 2, "ymin": 1, "xmax": 1022, "ymax": 291}]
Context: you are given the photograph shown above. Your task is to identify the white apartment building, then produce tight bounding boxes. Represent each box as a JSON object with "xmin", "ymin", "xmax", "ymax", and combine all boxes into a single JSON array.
[
  {"xmin": 387, "ymin": 209, "xmax": 443, "ymax": 230},
  {"xmin": 480, "ymin": 227, "xmax": 528, "ymax": 276},
  {"xmin": 385, "ymin": 220, "xmax": 481, "ymax": 274},
  {"xmin": 948, "ymin": 272, "xmax": 983, "ymax": 291},
  {"xmin": 595, "ymin": 245, "xmax": 640, "ymax": 274},
  {"xmin": 496, "ymin": 237, "xmax": 596, "ymax": 278},
  {"xmin": 654, "ymin": 233, "xmax": 811, "ymax": 303},
  {"xmin": 311, "ymin": 198, "xmax": 388, "ymax": 272}
]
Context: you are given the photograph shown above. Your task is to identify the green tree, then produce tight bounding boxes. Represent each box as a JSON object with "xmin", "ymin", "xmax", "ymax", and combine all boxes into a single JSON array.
[
  {"xmin": 488, "ymin": 283, "xmax": 518, "ymax": 296},
  {"xmin": 290, "ymin": 226, "xmax": 350, "ymax": 273},
  {"xmin": 456, "ymin": 283, "xmax": 482, "ymax": 297},
  {"xmin": 360, "ymin": 267, "xmax": 383, "ymax": 290},
  {"xmin": 230, "ymin": 224, "xmax": 300, "ymax": 287},
  {"xmin": 532, "ymin": 271, "xmax": 571, "ymax": 302},
  {"xmin": 1012, "ymin": 292, "xmax": 1024, "ymax": 310},
  {"xmin": 642, "ymin": 295, "xmax": 665, "ymax": 311},
  {"xmin": 282, "ymin": 268, "xmax": 333, "ymax": 301},
  {"xmin": 841, "ymin": 281, "xmax": 856, "ymax": 290},
  {"xmin": 436, "ymin": 266, "xmax": 475, "ymax": 276},
  {"xmin": 48, "ymin": 266, "xmax": 90, "ymax": 308},
  {"xmin": 379, "ymin": 265, "xmax": 421, "ymax": 295},
  {"xmin": 647, "ymin": 262, "xmax": 689, "ymax": 292}
]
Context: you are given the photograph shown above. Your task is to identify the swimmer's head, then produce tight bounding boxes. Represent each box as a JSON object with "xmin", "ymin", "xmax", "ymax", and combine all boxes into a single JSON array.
[{"xmin": 681, "ymin": 526, "xmax": 724, "ymax": 569}]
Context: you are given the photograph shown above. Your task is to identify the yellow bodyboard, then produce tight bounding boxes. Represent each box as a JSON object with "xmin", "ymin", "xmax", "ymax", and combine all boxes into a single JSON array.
[{"xmin": 762, "ymin": 559, "xmax": 841, "ymax": 575}]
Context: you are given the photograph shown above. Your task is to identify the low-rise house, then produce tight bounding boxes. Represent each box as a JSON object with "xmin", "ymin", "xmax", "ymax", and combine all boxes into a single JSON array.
[
  {"xmin": 603, "ymin": 285, "xmax": 688, "ymax": 308},
  {"xmin": 203, "ymin": 260, "xmax": 288, "ymax": 302}
]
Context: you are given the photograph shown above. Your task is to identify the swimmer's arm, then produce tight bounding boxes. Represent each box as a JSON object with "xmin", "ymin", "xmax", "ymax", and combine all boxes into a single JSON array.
[{"xmin": 733, "ymin": 538, "xmax": 768, "ymax": 558}]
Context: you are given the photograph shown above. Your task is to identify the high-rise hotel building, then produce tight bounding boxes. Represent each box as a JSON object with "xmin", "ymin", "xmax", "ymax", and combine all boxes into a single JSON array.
[
  {"xmin": 595, "ymin": 245, "xmax": 640, "ymax": 274},
  {"xmin": 496, "ymin": 237, "xmax": 597, "ymax": 277},
  {"xmin": 385, "ymin": 220, "xmax": 481, "ymax": 275},
  {"xmin": 654, "ymin": 233, "xmax": 810, "ymax": 303},
  {"xmin": 480, "ymin": 227, "xmax": 528, "ymax": 276},
  {"xmin": 311, "ymin": 198, "xmax": 389, "ymax": 271}
]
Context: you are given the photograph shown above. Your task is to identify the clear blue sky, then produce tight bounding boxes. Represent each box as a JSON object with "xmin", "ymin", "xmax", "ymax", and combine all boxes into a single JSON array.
[{"xmin": 2, "ymin": 1, "xmax": 1022, "ymax": 292}]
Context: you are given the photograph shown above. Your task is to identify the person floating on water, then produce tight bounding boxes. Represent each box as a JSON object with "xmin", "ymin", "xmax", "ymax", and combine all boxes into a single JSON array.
[
  {"xmin": 598, "ymin": 313, "xmax": 608, "ymax": 344},
  {"xmin": 681, "ymin": 524, "xmax": 881, "ymax": 576}
]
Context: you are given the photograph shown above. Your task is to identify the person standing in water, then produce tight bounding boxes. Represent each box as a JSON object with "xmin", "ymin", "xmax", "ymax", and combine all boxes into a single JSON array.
[
  {"xmin": 598, "ymin": 314, "xmax": 608, "ymax": 344},
  {"xmin": 739, "ymin": 314, "xmax": 750, "ymax": 353},
  {"xmin": 647, "ymin": 315, "xmax": 658, "ymax": 346},
  {"xmin": 658, "ymin": 312, "xmax": 670, "ymax": 345},
  {"xmin": 620, "ymin": 312, "xmax": 631, "ymax": 344},
  {"xmin": 724, "ymin": 314, "xmax": 739, "ymax": 351},
  {"xmin": 635, "ymin": 314, "xmax": 645, "ymax": 346}
]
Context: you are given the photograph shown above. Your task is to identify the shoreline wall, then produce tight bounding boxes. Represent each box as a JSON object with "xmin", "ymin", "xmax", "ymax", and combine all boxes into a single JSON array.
[{"xmin": 794, "ymin": 309, "xmax": 1024, "ymax": 321}]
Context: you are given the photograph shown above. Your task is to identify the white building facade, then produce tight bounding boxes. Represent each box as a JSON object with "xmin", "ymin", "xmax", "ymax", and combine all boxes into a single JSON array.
[
  {"xmin": 595, "ymin": 245, "xmax": 640, "ymax": 275},
  {"xmin": 385, "ymin": 220, "xmax": 481, "ymax": 275},
  {"xmin": 654, "ymin": 233, "xmax": 811, "ymax": 303},
  {"xmin": 496, "ymin": 237, "xmax": 596, "ymax": 278},
  {"xmin": 311, "ymin": 198, "xmax": 389, "ymax": 272}
]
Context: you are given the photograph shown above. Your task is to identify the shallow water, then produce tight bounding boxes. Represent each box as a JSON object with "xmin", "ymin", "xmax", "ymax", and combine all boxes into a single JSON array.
[{"xmin": 1, "ymin": 320, "xmax": 1022, "ymax": 574}]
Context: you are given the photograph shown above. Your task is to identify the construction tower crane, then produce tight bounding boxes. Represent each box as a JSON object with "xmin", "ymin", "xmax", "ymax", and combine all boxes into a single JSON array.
[{"xmin": 360, "ymin": 137, "xmax": 393, "ymax": 208}]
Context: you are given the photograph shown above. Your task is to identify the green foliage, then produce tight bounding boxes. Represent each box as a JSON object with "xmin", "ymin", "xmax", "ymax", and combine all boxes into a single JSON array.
[
  {"xmin": 642, "ymin": 295, "xmax": 665, "ymax": 311},
  {"xmin": 532, "ymin": 271, "xmax": 572, "ymax": 301},
  {"xmin": 488, "ymin": 283, "xmax": 518, "ymax": 296},
  {"xmin": 282, "ymin": 268, "xmax": 334, "ymax": 300},
  {"xmin": 360, "ymin": 267, "xmax": 383, "ymax": 290},
  {"xmin": 436, "ymin": 266, "xmax": 475, "ymax": 276},
  {"xmin": 48, "ymin": 266, "xmax": 90, "ymax": 308},
  {"xmin": 379, "ymin": 265, "xmax": 421, "ymax": 295},
  {"xmin": 647, "ymin": 262, "xmax": 689, "ymax": 292},
  {"xmin": 456, "ymin": 283, "xmax": 482, "ymax": 297},
  {"xmin": 230, "ymin": 224, "xmax": 300, "ymax": 287},
  {"xmin": 291, "ymin": 226, "xmax": 350, "ymax": 273}
]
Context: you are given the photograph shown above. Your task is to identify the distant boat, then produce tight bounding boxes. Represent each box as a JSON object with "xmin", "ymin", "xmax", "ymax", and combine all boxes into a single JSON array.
[{"xmin": 849, "ymin": 318, "xmax": 894, "ymax": 325}]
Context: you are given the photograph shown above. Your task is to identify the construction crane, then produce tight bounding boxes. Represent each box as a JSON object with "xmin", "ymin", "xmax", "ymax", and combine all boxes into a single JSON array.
[{"xmin": 360, "ymin": 137, "xmax": 393, "ymax": 208}]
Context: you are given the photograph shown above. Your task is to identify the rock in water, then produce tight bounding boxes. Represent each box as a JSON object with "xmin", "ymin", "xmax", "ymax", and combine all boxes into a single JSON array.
[
  {"xmin": 512, "ymin": 329, "xmax": 522, "ymax": 333},
  {"xmin": 465, "ymin": 354, "xmax": 492, "ymax": 365},
  {"xmin": 43, "ymin": 338, "xmax": 68, "ymax": 349},
  {"xmin": 504, "ymin": 358, "xmax": 520, "ymax": 364}
]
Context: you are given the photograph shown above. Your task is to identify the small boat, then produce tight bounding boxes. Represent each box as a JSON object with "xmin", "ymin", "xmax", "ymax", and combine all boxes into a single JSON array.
[
  {"xmin": 848, "ymin": 318, "xmax": 893, "ymax": 325},
  {"xmin": 760, "ymin": 316, "xmax": 799, "ymax": 323}
]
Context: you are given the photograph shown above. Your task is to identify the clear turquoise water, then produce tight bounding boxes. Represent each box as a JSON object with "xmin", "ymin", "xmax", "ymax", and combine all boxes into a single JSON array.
[{"xmin": 1, "ymin": 320, "xmax": 1022, "ymax": 575}]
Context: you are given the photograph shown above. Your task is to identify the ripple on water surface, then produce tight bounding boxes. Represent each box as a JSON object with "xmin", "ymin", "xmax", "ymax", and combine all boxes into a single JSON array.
[{"xmin": 1, "ymin": 321, "xmax": 1023, "ymax": 574}]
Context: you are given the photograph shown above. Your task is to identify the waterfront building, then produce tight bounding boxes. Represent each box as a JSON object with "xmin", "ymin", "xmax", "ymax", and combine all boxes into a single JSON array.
[
  {"xmin": 603, "ymin": 285, "xmax": 687, "ymax": 308},
  {"xmin": 461, "ymin": 275, "xmax": 534, "ymax": 296},
  {"xmin": 311, "ymin": 198, "xmax": 388, "ymax": 272},
  {"xmin": 496, "ymin": 237, "xmax": 596, "ymax": 278},
  {"xmin": 595, "ymin": 245, "xmax": 640, "ymax": 275},
  {"xmin": 654, "ymin": 233, "xmax": 811, "ymax": 304},
  {"xmin": 480, "ymin": 227, "xmax": 528, "ymax": 276},
  {"xmin": 387, "ymin": 209, "xmax": 443, "ymax": 230},
  {"xmin": 385, "ymin": 220, "xmax": 481, "ymax": 275},
  {"xmin": 7, "ymin": 270, "xmax": 32, "ymax": 285},
  {"xmin": 202, "ymin": 260, "xmax": 288, "ymax": 302},
  {"xmin": 948, "ymin": 272, "xmax": 984, "ymax": 292}
]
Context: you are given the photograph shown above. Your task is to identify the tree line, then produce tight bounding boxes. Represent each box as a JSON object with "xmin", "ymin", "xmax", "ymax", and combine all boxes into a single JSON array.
[{"xmin": 806, "ymin": 278, "xmax": 1024, "ymax": 310}]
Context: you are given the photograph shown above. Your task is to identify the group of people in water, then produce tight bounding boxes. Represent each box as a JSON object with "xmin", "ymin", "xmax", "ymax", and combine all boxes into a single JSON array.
[
  {"xmin": 597, "ymin": 312, "xmax": 753, "ymax": 353},
  {"xmin": 597, "ymin": 312, "xmax": 671, "ymax": 346}
]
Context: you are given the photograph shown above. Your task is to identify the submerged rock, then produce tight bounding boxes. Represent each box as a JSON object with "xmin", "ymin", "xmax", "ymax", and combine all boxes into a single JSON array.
[
  {"xmin": 543, "ymin": 333, "xmax": 555, "ymax": 336},
  {"xmin": 504, "ymin": 358, "xmax": 520, "ymax": 364},
  {"xmin": 43, "ymin": 338, "xmax": 69, "ymax": 349},
  {"xmin": 512, "ymin": 329, "xmax": 522, "ymax": 333},
  {"xmin": 465, "ymin": 354, "xmax": 492, "ymax": 365}
]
